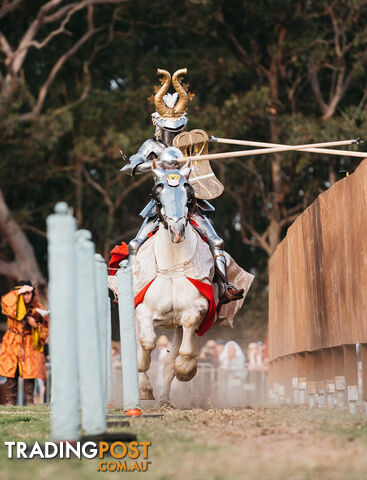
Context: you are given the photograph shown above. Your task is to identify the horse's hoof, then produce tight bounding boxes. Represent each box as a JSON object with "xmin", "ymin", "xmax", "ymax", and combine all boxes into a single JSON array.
[
  {"xmin": 140, "ymin": 390, "xmax": 155, "ymax": 400},
  {"xmin": 175, "ymin": 355, "xmax": 197, "ymax": 381}
]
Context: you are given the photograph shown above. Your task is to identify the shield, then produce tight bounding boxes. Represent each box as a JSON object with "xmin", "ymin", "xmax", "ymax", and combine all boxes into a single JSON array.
[{"xmin": 173, "ymin": 129, "xmax": 224, "ymax": 200}]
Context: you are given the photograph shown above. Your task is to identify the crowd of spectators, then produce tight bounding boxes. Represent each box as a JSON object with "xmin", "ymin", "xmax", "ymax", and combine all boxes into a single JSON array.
[{"xmin": 198, "ymin": 338, "xmax": 268, "ymax": 371}]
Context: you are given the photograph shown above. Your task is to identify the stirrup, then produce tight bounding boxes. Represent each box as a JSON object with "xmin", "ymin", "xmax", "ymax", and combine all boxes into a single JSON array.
[{"xmin": 218, "ymin": 284, "xmax": 244, "ymax": 305}]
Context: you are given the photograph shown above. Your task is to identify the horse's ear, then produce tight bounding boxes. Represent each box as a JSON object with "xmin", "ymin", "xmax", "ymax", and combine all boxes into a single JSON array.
[
  {"xmin": 152, "ymin": 158, "xmax": 165, "ymax": 181},
  {"xmin": 180, "ymin": 159, "xmax": 191, "ymax": 179}
]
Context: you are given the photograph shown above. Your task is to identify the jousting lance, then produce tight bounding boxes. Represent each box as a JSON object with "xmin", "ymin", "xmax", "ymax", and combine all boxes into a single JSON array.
[{"xmin": 177, "ymin": 137, "xmax": 366, "ymax": 162}]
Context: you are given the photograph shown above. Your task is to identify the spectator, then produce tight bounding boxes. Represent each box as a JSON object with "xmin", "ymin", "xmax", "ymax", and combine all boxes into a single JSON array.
[
  {"xmin": 199, "ymin": 339, "xmax": 219, "ymax": 367},
  {"xmin": 216, "ymin": 338, "xmax": 226, "ymax": 358},
  {"xmin": 0, "ymin": 281, "xmax": 49, "ymax": 405},
  {"xmin": 219, "ymin": 341, "xmax": 246, "ymax": 370},
  {"xmin": 247, "ymin": 342, "xmax": 264, "ymax": 370}
]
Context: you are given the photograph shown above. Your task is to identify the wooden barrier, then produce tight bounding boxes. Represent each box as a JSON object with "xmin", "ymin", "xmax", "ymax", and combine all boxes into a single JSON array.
[{"xmin": 268, "ymin": 158, "xmax": 367, "ymax": 412}]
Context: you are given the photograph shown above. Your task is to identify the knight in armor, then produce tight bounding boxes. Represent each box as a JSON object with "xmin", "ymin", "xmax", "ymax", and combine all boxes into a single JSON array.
[{"xmin": 121, "ymin": 68, "xmax": 243, "ymax": 304}]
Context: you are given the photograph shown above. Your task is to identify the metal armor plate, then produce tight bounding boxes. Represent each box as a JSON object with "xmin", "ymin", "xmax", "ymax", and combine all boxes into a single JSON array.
[{"xmin": 173, "ymin": 129, "xmax": 224, "ymax": 200}]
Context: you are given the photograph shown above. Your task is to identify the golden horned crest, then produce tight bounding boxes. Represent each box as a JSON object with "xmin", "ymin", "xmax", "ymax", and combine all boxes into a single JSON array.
[
  {"xmin": 152, "ymin": 68, "xmax": 194, "ymax": 117},
  {"xmin": 152, "ymin": 68, "xmax": 224, "ymax": 200}
]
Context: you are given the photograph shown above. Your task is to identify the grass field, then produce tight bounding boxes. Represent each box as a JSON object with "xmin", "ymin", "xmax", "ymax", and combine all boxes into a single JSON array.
[{"xmin": 1, "ymin": 405, "xmax": 367, "ymax": 480}]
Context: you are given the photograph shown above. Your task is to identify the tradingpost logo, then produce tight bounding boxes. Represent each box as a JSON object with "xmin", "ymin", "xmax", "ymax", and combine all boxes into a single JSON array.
[{"xmin": 5, "ymin": 440, "xmax": 152, "ymax": 472}]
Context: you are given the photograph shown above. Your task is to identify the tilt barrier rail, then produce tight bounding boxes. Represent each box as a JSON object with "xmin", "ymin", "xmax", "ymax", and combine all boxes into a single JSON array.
[
  {"xmin": 47, "ymin": 202, "xmax": 140, "ymax": 441},
  {"xmin": 268, "ymin": 158, "xmax": 367, "ymax": 414}
]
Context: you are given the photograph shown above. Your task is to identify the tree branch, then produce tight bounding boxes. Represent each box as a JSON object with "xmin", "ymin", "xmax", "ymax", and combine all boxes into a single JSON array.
[
  {"xmin": 11, "ymin": 0, "xmax": 65, "ymax": 75},
  {"xmin": 26, "ymin": 3, "xmax": 83, "ymax": 51},
  {"xmin": 0, "ymin": 188, "xmax": 45, "ymax": 284},
  {"xmin": 0, "ymin": 259, "xmax": 19, "ymax": 278},
  {"xmin": 0, "ymin": 0, "xmax": 22, "ymax": 20},
  {"xmin": 19, "ymin": 6, "xmax": 100, "ymax": 120},
  {"xmin": 43, "ymin": 0, "xmax": 130, "ymax": 24},
  {"xmin": 0, "ymin": 31, "xmax": 13, "ymax": 59},
  {"xmin": 226, "ymin": 187, "xmax": 272, "ymax": 255},
  {"xmin": 84, "ymin": 168, "xmax": 114, "ymax": 210},
  {"xmin": 114, "ymin": 174, "xmax": 150, "ymax": 210},
  {"xmin": 308, "ymin": 67, "xmax": 327, "ymax": 114},
  {"xmin": 21, "ymin": 223, "xmax": 47, "ymax": 239}
]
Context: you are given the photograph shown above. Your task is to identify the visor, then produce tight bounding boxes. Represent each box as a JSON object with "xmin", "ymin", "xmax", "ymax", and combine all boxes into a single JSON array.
[{"xmin": 154, "ymin": 115, "xmax": 187, "ymax": 131}]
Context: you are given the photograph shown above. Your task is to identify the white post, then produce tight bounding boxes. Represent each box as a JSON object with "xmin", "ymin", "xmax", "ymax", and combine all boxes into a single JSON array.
[
  {"xmin": 47, "ymin": 202, "xmax": 79, "ymax": 441},
  {"xmin": 106, "ymin": 297, "xmax": 113, "ymax": 407},
  {"xmin": 292, "ymin": 377, "xmax": 299, "ymax": 404},
  {"xmin": 95, "ymin": 254, "xmax": 108, "ymax": 409},
  {"xmin": 75, "ymin": 230, "xmax": 106, "ymax": 434},
  {"xmin": 117, "ymin": 260, "xmax": 141, "ymax": 413}
]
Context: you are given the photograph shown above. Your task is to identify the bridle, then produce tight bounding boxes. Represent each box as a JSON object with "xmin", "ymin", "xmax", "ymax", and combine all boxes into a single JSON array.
[{"xmin": 151, "ymin": 182, "xmax": 196, "ymax": 230}]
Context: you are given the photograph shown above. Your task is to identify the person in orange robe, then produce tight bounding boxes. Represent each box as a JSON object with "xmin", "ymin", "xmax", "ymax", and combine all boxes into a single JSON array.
[{"xmin": 0, "ymin": 281, "xmax": 49, "ymax": 405}]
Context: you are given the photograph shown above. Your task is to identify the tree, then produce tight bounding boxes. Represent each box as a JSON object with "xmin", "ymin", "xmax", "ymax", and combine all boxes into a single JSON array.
[
  {"xmin": 186, "ymin": 0, "xmax": 367, "ymax": 258},
  {"xmin": 0, "ymin": 0, "xmax": 131, "ymax": 288}
]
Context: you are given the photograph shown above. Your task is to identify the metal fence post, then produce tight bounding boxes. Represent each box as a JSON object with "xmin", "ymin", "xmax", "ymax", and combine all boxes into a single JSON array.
[
  {"xmin": 47, "ymin": 202, "xmax": 79, "ymax": 441},
  {"xmin": 75, "ymin": 230, "xmax": 106, "ymax": 434},
  {"xmin": 117, "ymin": 260, "xmax": 141, "ymax": 414}
]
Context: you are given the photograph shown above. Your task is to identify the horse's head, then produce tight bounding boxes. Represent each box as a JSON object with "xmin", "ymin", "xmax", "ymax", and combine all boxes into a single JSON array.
[{"xmin": 151, "ymin": 154, "xmax": 194, "ymax": 243}]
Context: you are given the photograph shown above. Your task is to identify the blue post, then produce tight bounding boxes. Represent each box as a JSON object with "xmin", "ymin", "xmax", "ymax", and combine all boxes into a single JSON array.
[
  {"xmin": 75, "ymin": 230, "xmax": 106, "ymax": 434},
  {"xmin": 47, "ymin": 202, "xmax": 79, "ymax": 441},
  {"xmin": 117, "ymin": 260, "xmax": 141, "ymax": 413}
]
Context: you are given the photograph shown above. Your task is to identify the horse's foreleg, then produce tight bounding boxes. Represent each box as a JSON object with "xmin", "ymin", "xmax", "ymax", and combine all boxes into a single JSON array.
[
  {"xmin": 136, "ymin": 304, "xmax": 156, "ymax": 371},
  {"xmin": 175, "ymin": 302, "xmax": 207, "ymax": 382},
  {"xmin": 159, "ymin": 328, "xmax": 182, "ymax": 406},
  {"xmin": 136, "ymin": 305, "xmax": 156, "ymax": 400}
]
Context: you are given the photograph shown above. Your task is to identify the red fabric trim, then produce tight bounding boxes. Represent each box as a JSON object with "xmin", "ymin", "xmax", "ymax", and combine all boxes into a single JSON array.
[
  {"xmin": 108, "ymin": 242, "xmax": 129, "ymax": 275},
  {"xmin": 148, "ymin": 228, "xmax": 159, "ymax": 238},
  {"xmin": 186, "ymin": 277, "xmax": 216, "ymax": 336},
  {"xmin": 134, "ymin": 279, "xmax": 155, "ymax": 308},
  {"xmin": 134, "ymin": 277, "xmax": 216, "ymax": 336},
  {"xmin": 189, "ymin": 217, "xmax": 208, "ymax": 244}
]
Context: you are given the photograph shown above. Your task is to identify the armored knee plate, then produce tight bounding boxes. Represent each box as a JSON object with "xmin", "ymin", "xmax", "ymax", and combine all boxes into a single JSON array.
[
  {"xmin": 190, "ymin": 214, "xmax": 224, "ymax": 252},
  {"xmin": 128, "ymin": 238, "xmax": 142, "ymax": 256},
  {"xmin": 128, "ymin": 217, "xmax": 159, "ymax": 265}
]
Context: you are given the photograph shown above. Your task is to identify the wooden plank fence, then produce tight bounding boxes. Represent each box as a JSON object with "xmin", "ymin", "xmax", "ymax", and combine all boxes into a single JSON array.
[{"xmin": 268, "ymin": 158, "xmax": 367, "ymax": 412}]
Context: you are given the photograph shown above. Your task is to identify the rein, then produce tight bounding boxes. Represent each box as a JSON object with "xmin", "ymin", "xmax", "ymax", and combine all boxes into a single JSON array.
[
  {"xmin": 152, "ymin": 181, "xmax": 196, "ymax": 229},
  {"xmin": 155, "ymin": 203, "xmax": 169, "ymax": 229}
]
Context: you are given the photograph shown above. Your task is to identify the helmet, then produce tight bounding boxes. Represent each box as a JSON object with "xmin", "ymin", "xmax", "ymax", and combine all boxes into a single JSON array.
[
  {"xmin": 160, "ymin": 147, "xmax": 184, "ymax": 169},
  {"xmin": 152, "ymin": 68, "xmax": 193, "ymax": 132}
]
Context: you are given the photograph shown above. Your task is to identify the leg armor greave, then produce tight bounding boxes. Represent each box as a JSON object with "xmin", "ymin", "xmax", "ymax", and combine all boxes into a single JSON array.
[
  {"xmin": 190, "ymin": 215, "xmax": 226, "ymax": 286},
  {"xmin": 128, "ymin": 217, "xmax": 159, "ymax": 265},
  {"xmin": 191, "ymin": 214, "xmax": 244, "ymax": 304}
]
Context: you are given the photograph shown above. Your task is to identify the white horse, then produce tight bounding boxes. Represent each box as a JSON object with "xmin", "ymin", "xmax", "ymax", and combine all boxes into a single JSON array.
[{"xmin": 134, "ymin": 162, "xmax": 215, "ymax": 405}]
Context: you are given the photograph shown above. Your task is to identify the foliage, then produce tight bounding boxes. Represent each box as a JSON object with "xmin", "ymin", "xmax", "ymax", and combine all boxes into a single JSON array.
[{"xmin": 1, "ymin": 0, "xmax": 367, "ymax": 331}]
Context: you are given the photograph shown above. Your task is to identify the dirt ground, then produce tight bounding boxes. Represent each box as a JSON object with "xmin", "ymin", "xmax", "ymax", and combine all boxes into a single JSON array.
[{"xmin": 1, "ymin": 405, "xmax": 367, "ymax": 480}]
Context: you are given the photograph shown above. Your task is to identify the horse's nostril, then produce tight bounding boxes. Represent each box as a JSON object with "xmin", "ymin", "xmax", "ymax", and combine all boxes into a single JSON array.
[{"xmin": 169, "ymin": 225, "xmax": 185, "ymax": 243}]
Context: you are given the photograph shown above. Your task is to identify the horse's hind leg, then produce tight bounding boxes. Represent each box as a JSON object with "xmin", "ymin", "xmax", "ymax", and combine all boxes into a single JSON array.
[
  {"xmin": 159, "ymin": 328, "xmax": 182, "ymax": 406},
  {"xmin": 136, "ymin": 305, "xmax": 156, "ymax": 400}
]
